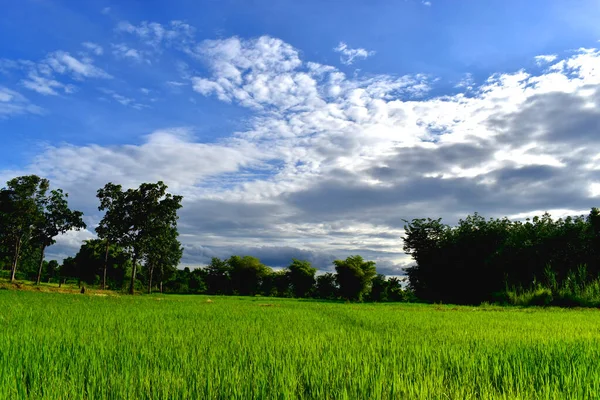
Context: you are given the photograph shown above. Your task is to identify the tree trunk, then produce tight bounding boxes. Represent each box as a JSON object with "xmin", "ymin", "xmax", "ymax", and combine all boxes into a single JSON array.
[
  {"xmin": 148, "ymin": 263, "xmax": 154, "ymax": 294},
  {"xmin": 102, "ymin": 240, "xmax": 109, "ymax": 290},
  {"xmin": 35, "ymin": 245, "xmax": 46, "ymax": 285},
  {"xmin": 160, "ymin": 281, "xmax": 163, "ymax": 294},
  {"xmin": 10, "ymin": 237, "xmax": 22, "ymax": 282},
  {"xmin": 129, "ymin": 255, "xmax": 138, "ymax": 295}
]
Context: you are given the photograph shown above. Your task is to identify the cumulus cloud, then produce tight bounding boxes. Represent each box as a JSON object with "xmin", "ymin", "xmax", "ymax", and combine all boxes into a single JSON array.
[
  {"xmin": 535, "ymin": 54, "xmax": 558, "ymax": 65},
  {"xmin": 334, "ymin": 42, "xmax": 376, "ymax": 65},
  {"xmin": 6, "ymin": 30, "xmax": 600, "ymax": 274}
]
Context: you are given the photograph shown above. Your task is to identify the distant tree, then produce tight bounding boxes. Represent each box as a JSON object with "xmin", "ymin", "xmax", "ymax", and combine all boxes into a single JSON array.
[
  {"xmin": 188, "ymin": 268, "xmax": 207, "ymax": 294},
  {"xmin": 32, "ymin": 188, "xmax": 86, "ymax": 285},
  {"xmin": 45, "ymin": 260, "xmax": 60, "ymax": 282},
  {"xmin": 369, "ymin": 274, "xmax": 389, "ymax": 302},
  {"xmin": 144, "ymin": 225, "xmax": 182, "ymax": 294},
  {"xmin": 0, "ymin": 175, "xmax": 48, "ymax": 282},
  {"xmin": 315, "ymin": 272, "xmax": 338, "ymax": 299},
  {"xmin": 387, "ymin": 277, "xmax": 404, "ymax": 302},
  {"xmin": 262, "ymin": 270, "xmax": 290, "ymax": 297},
  {"xmin": 71, "ymin": 239, "xmax": 130, "ymax": 287},
  {"xmin": 204, "ymin": 257, "xmax": 232, "ymax": 295},
  {"xmin": 164, "ymin": 267, "xmax": 191, "ymax": 293},
  {"xmin": 59, "ymin": 256, "xmax": 77, "ymax": 286},
  {"xmin": 403, "ymin": 218, "xmax": 449, "ymax": 301},
  {"xmin": 287, "ymin": 259, "xmax": 316, "ymax": 298},
  {"xmin": 228, "ymin": 255, "xmax": 271, "ymax": 296},
  {"xmin": 334, "ymin": 255, "xmax": 377, "ymax": 301}
]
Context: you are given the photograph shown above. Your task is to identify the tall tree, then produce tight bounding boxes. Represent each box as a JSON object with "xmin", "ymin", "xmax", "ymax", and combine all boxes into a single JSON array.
[
  {"xmin": 0, "ymin": 175, "xmax": 48, "ymax": 282},
  {"xmin": 287, "ymin": 259, "xmax": 316, "ymax": 298},
  {"xmin": 334, "ymin": 255, "xmax": 377, "ymax": 301},
  {"xmin": 96, "ymin": 183, "xmax": 125, "ymax": 290},
  {"xmin": 32, "ymin": 189, "xmax": 86, "ymax": 285},
  {"xmin": 97, "ymin": 181, "xmax": 183, "ymax": 294}
]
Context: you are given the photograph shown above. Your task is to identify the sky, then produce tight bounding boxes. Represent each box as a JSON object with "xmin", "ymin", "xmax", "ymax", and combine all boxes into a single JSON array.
[{"xmin": 2, "ymin": 0, "xmax": 600, "ymax": 275}]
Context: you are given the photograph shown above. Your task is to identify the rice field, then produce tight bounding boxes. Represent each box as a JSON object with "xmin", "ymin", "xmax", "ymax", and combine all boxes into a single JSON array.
[{"xmin": 1, "ymin": 291, "xmax": 600, "ymax": 399}]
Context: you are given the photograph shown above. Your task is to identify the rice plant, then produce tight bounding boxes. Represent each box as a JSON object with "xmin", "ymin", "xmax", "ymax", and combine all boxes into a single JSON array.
[{"xmin": 2, "ymin": 291, "xmax": 600, "ymax": 399}]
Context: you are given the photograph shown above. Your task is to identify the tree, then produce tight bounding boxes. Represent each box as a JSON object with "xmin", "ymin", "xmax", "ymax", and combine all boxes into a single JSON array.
[
  {"xmin": 315, "ymin": 273, "xmax": 337, "ymax": 299},
  {"xmin": 97, "ymin": 181, "xmax": 183, "ymax": 294},
  {"xmin": 287, "ymin": 259, "xmax": 316, "ymax": 298},
  {"xmin": 70, "ymin": 239, "xmax": 130, "ymax": 287},
  {"xmin": 262, "ymin": 270, "xmax": 290, "ymax": 297},
  {"xmin": 369, "ymin": 274, "xmax": 389, "ymax": 302},
  {"xmin": 96, "ymin": 183, "xmax": 126, "ymax": 290},
  {"xmin": 0, "ymin": 175, "xmax": 48, "ymax": 282},
  {"xmin": 387, "ymin": 277, "xmax": 404, "ymax": 302},
  {"xmin": 334, "ymin": 255, "xmax": 377, "ymax": 301},
  {"xmin": 228, "ymin": 255, "xmax": 271, "ymax": 296},
  {"xmin": 45, "ymin": 260, "xmax": 60, "ymax": 282},
  {"xmin": 204, "ymin": 257, "xmax": 232, "ymax": 295},
  {"xmin": 32, "ymin": 189, "xmax": 86, "ymax": 285},
  {"xmin": 144, "ymin": 225, "xmax": 182, "ymax": 294}
]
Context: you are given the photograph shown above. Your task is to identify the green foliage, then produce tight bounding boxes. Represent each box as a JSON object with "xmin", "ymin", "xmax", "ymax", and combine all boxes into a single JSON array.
[
  {"xmin": 62, "ymin": 239, "xmax": 131, "ymax": 288},
  {"xmin": 315, "ymin": 272, "xmax": 338, "ymax": 299},
  {"xmin": 203, "ymin": 257, "xmax": 232, "ymax": 295},
  {"xmin": 287, "ymin": 259, "xmax": 316, "ymax": 298},
  {"xmin": 228, "ymin": 255, "xmax": 272, "ymax": 295},
  {"xmin": 334, "ymin": 255, "xmax": 377, "ymax": 301},
  {"xmin": 96, "ymin": 181, "xmax": 183, "ymax": 294},
  {"xmin": 0, "ymin": 175, "xmax": 49, "ymax": 281},
  {"xmin": 4, "ymin": 292, "xmax": 600, "ymax": 398},
  {"xmin": 404, "ymin": 208, "xmax": 600, "ymax": 305}
]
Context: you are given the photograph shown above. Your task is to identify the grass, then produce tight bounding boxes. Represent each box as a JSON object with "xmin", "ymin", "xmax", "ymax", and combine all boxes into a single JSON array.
[
  {"xmin": 0, "ymin": 278, "xmax": 116, "ymax": 296},
  {"xmin": 2, "ymin": 291, "xmax": 600, "ymax": 399}
]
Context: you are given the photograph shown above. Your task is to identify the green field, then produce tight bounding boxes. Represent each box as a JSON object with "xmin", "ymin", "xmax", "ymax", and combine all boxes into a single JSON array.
[{"xmin": 2, "ymin": 291, "xmax": 600, "ymax": 399}]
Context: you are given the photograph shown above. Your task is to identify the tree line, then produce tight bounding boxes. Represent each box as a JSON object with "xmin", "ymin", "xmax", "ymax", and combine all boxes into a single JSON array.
[
  {"xmin": 6, "ymin": 174, "xmax": 599, "ymax": 306},
  {"xmin": 1, "ymin": 175, "xmax": 414, "ymax": 301},
  {"xmin": 0, "ymin": 175, "xmax": 183, "ymax": 295},
  {"xmin": 403, "ymin": 208, "xmax": 600, "ymax": 305}
]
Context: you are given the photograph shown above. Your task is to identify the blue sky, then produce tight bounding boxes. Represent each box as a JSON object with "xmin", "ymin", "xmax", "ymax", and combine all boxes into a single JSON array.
[{"xmin": 2, "ymin": 0, "xmax": 600, "ymax": 273}]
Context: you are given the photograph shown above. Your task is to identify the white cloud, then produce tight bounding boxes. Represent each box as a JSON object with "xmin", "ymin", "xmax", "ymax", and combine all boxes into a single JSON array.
[
  {"xmin": 3, "ymin": 50, "xmax": 111, "ymax": 98},
  {"xmin": 5, "ymin": 31, "xmax": 600, "ymax": 271},
  {"xmin": 45, "ymin": 51, "xmax": 111, "ymax": 79},
  {"xmin": 535, "ymin": 54, "xmax": 558, "ymax": 65},
  {"xmin": 98, "ymin": 88, "xmax": 148, "ymax": 109},
  {"xmin": 334, "ymin": 42, "xmax": 376, "ymax": 65},
  {"xmin": 82, "ymin": 42, "xmax": 104, "ymax": 56},
  {"xmin": 115, "ymin": 20, "xmax": 195, "ymax": 50},
  {"xmin": 0, "ymin": 86, "xmax": 43, "ymax": 118},
  {"xmin": 21, "ymin": 72, "xmax": 75, "ymax": 96},
  {"xmin": 422, "ymin": 1, "xmax": 432, "ymax": 6},
  {"xmin": 111, "ymin": 43, "xmax": 150, "ymax": 63}
]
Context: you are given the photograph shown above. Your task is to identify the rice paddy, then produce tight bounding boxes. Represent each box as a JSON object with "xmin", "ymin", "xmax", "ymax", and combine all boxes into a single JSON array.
[{"xmin": 2, "ymin": 290, "xmax": 600, "ymax": 399}]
